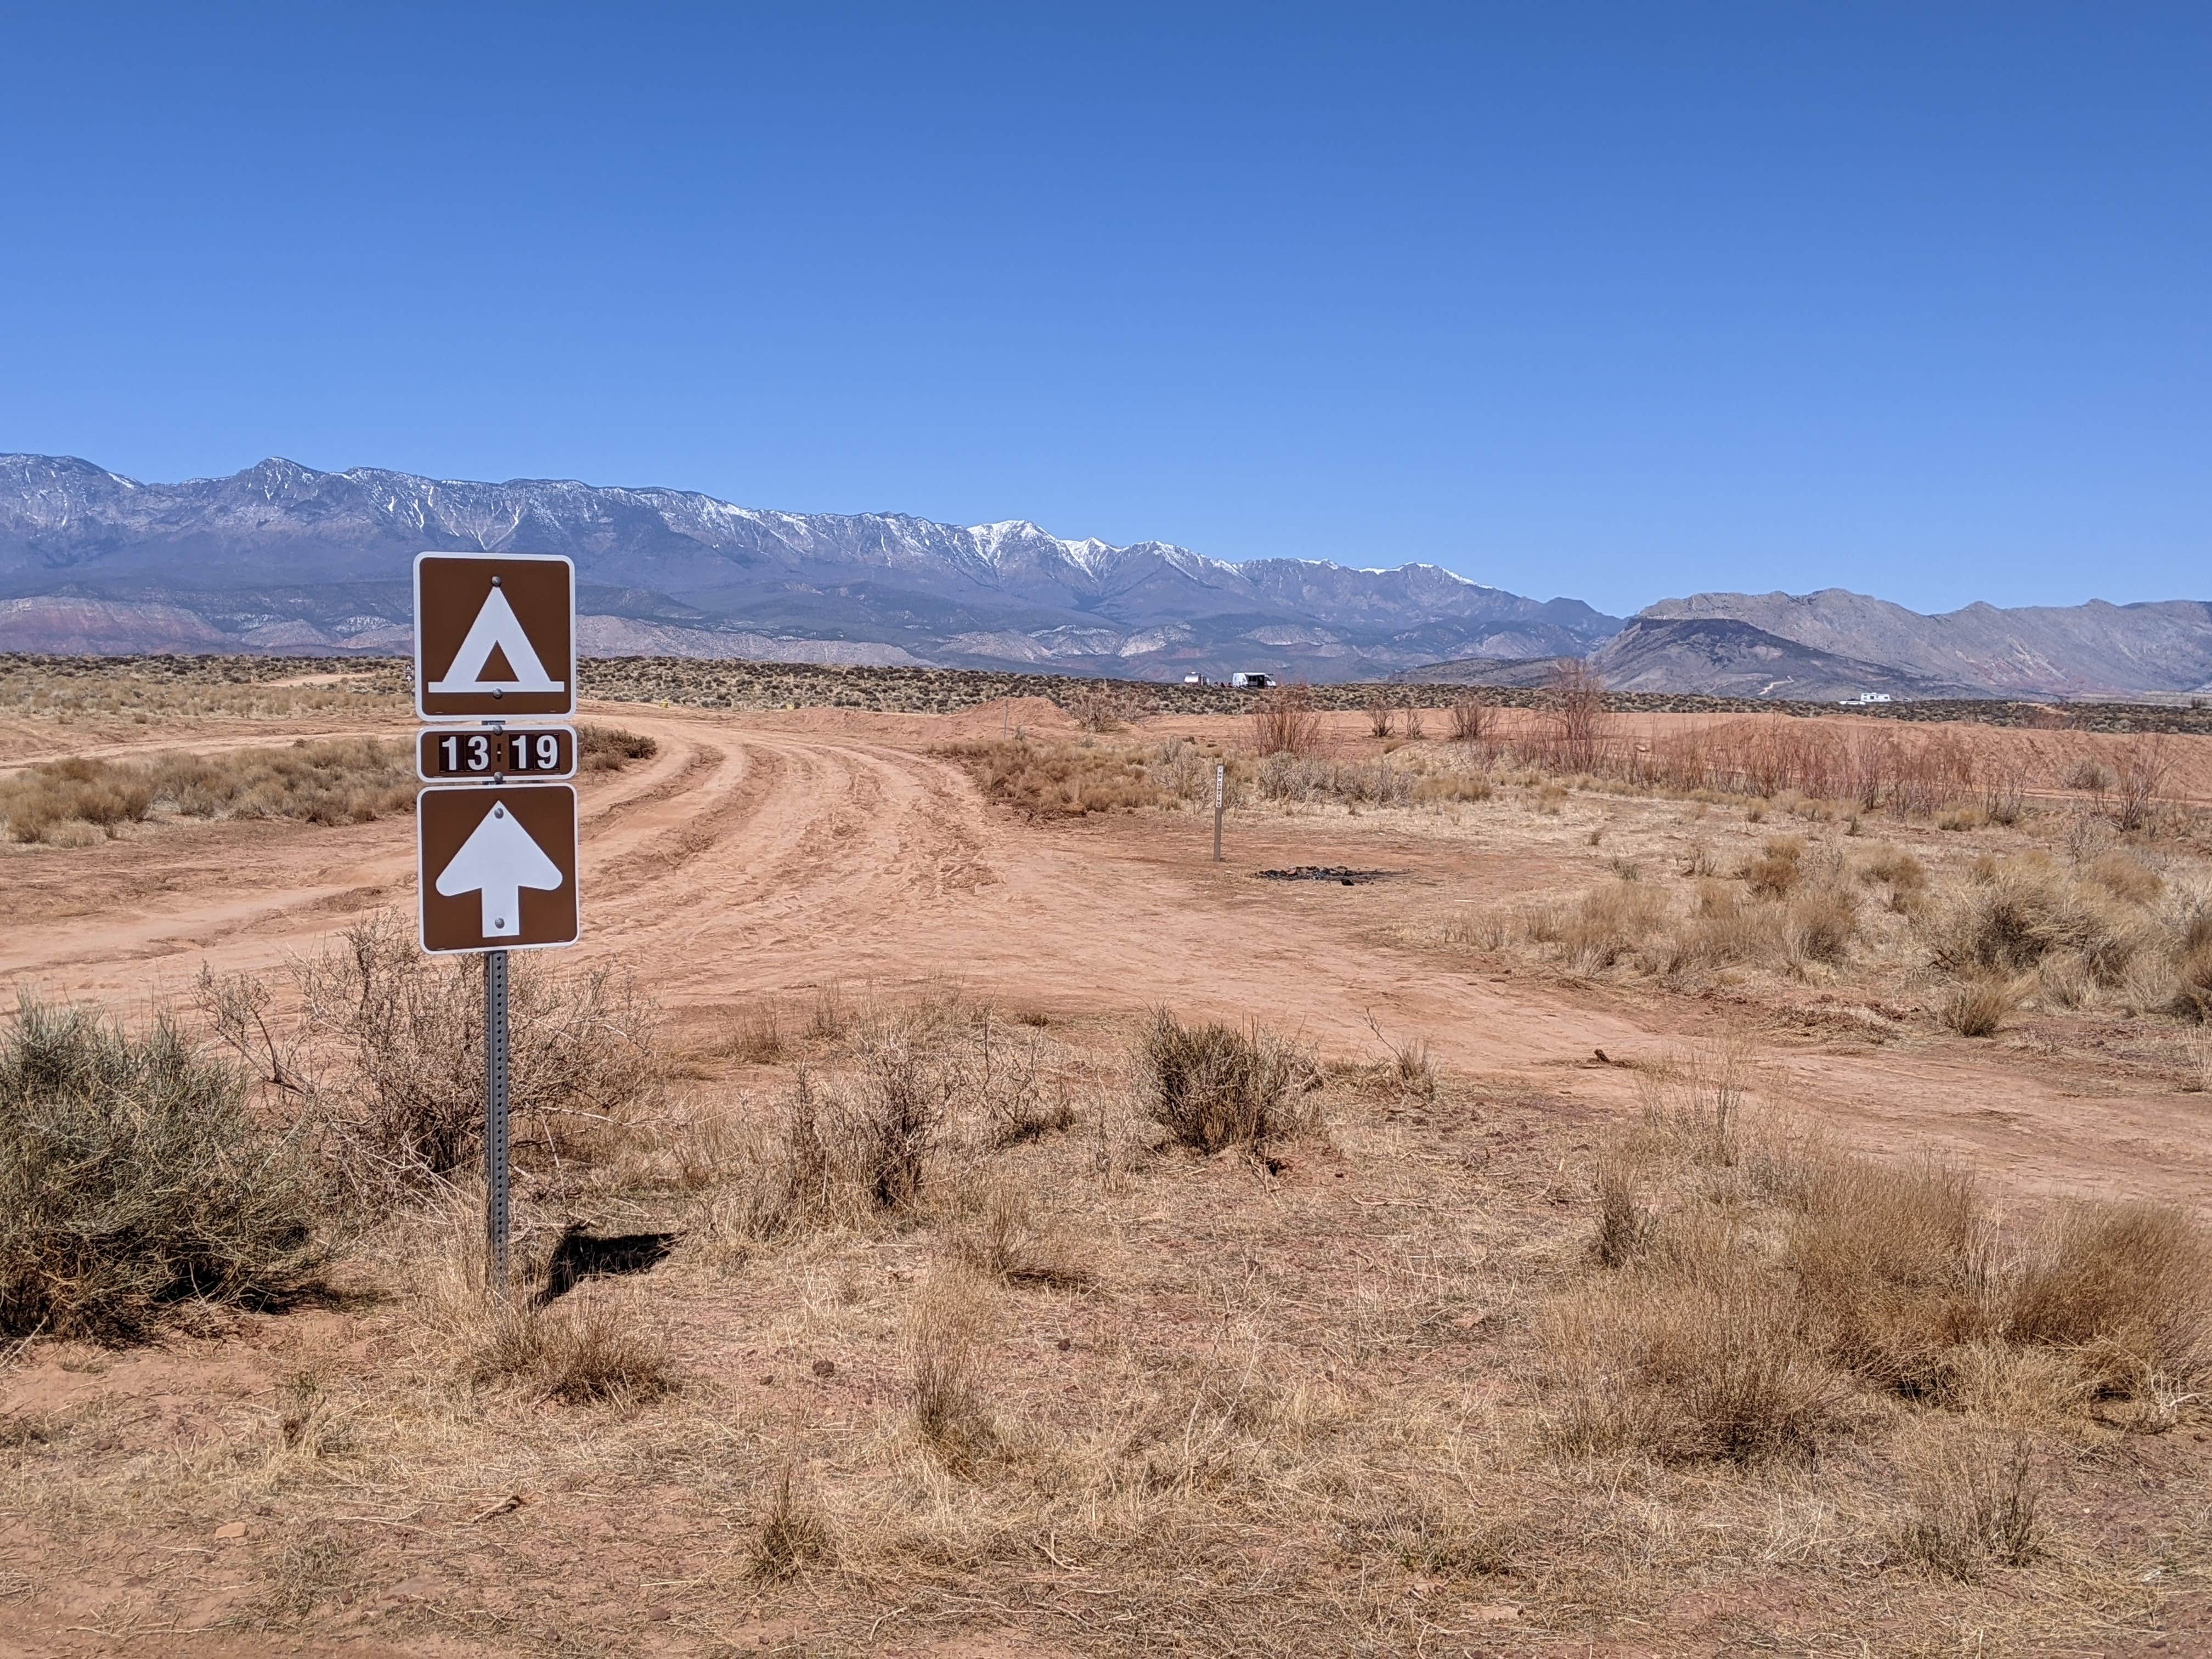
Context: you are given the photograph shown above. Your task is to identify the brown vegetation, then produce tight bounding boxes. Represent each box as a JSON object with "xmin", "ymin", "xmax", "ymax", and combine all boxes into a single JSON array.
[
  {"xmin": 199, "ymin": 913, "xmax": 663, "ymax": 1202},
  {"xmin": 1, "ymin": 738, "xmax": 414, "ymax": 843},
  {"xmin": 940, "ymin": 736, "xmax": 1169, "ymax": 816},
  {"xmin": 1136, "ymin": 1011, "xmax": 1316, "ymax": 1155},
  {"xmin": 1251, "ymin": 681, "xmax": 1324, "ymax": 756}
]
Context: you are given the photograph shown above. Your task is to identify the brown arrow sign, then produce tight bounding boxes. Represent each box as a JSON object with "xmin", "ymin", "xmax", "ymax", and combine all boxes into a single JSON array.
[
  {"xmin": 417, "ymin": 783, "xmax": 580, "ymax": 954},
  {"xmin": 414, "ymin": 552, "xmax": 575, "ymax": 720}
]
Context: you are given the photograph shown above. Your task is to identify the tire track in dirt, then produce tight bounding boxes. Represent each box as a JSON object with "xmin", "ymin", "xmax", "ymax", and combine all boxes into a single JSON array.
[{"xmin": 3, "ymin": 703, "xmax": 2206, "ymax": 1209}]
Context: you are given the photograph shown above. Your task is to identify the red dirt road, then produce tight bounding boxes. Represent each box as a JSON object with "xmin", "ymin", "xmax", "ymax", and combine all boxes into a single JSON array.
[{"xmin": 4, "ymin": 701, "xmax": 2208, "ymax": 1212}]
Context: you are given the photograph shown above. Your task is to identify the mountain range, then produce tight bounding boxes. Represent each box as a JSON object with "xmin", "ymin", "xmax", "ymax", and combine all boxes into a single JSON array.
[
  {"xmin": 0, "ymin": 455, "xmax": 1613, "ymax": 680},
  {"xmin": 2, "ymin": 454, "xmax": 2207, "ymax": 700}
]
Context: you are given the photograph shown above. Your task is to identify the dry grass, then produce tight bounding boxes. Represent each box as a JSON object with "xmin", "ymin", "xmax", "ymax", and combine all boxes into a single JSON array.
[
  {"xmin": 944, "ymin": 1173, "xmax": 1088, "ymax": 1288},
  {"xmin": 1787, "ymin": 1155, "xmax": 1995, "ymax": 1395},
  {"xmin": 576, "ymin": 723, "xmax": 658, "ymax": 770},
  {"xmin": 1530, "ymin": 879, "xmax": 1672, "ymax": 973},
  {"xmin": 1541, "ymin": 1261, "xmax": 1844, "ymax": 1465},
  {"xmin": 8, "ymin": 986, "xmax": 2211, "ymax": 1652},
  {"xmin": 940, "ymin": 736, "xmax": 1169, "ymax": 816},
  {"xmin": 907, "ymin": 1264, "xmax": 995, "ymax": 1468},
  {"xmin": 2006, "ymin": 1201, "xmax": 2212, "ymax": 1395},
  {"xmin": 1937, "ymin": 974, "xmax": 2027, "ymax": 1036},
  {"xmin": 0, "ymin": 738, "xmax": 416, "ymax": 844},
  {"xmin": 1895, "ymin": 1429, "xmax": 2041, "ymax": 1580},
  {"xmin": 749, "ymin": 1466, "xmax": 834, "ymax": 1580},
  {"xmin": 471, "ymin": 1291, "xmax": 676, "ymax": 1404},
  {"xmin": 1585, "ymin": 1054, "xmax": 2212, "ymax": 1434}
]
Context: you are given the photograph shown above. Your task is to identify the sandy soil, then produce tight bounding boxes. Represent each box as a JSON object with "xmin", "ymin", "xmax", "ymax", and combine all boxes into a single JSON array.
[
  {"xmin": 7, "ymin": 696, "xmax": 2212, "ymax": 1654},
  {"xmin": 4, "ymin": 699, "xmax": 2208, "ymax": 1217}
]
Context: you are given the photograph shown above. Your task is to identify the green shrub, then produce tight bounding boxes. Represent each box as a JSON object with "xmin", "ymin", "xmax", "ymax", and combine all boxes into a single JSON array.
[{"xmin": 0, "ymin": 997, "xmax": 322, "ymax": 1339}]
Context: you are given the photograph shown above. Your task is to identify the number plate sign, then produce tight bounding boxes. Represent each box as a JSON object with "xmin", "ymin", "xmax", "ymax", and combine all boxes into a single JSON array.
[
  {"xmin": 417, "ymin": 724, "xmax": 578, "ymax": 782},
  {"xmin": 414, "ymin": 552, "xmax": 575, "ymax": 721}
]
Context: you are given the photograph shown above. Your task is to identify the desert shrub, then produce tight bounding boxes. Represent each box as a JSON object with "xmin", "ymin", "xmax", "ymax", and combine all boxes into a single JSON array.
[
  {"xmin": 2004, "ymin": 1201, "xmax": 2212, "ymax": 1395},
  {"xmin": 1367, "ymin": 697, "xmax": 1393, "ymax": 738},
  {"xmin": 1137, "ymin": 1011, "xmax": 1314, "ymax": 1155},
  {"xmin": 1143, "ymin": 737, "xmax": 1227, "ymax": 805},
  {"xmin": 1742, "ymin": 836, "xmax": 1805, "ymax": 898},
  {"xmin": 973, "ymin": 1019, "xmax": 1076, "ymax": 1147},
  {"xmin": 0, "ymin": 757, "xmax": 155, "ymax": 842},
  {"xmin": 1541, "ymin": 1265, "xmax": 1840, "ymax": 1465},
  {"xmin": 1064, "ymin": 680, "xmax": 1144, "ymax": 732},
  {"xmin": 1255, "ymin": 753, "xmax": 1414, "ymax": 806},
  {"xmin": 942, "ymin": 738, "xmax": 1166, "ymax": 816},
  {"xmin": 846, "ymin": 1019, "xmax": 954, "ymax": 1211},
  {"xmin": 1782, "ymin": 887, "xmax": 1858, "ymax": 965},
  {"xmin": 1593, "ymin": 1149, "xmax": 1657, "ymax": 1268},
  {"xmin": 1539, "ymin": 661, "xmax": 1611, "ymax": 772},
  {"xmin": 1536, "ymin": 881, "xmax": 1671, "ymax": 974},
  {"xmin": 202, "ymin": 915, "xmax": 661, "ymax": 1199},
  {"xmin": 1251, "ymin": 683, "xmax": 1323, "ymax": 757},
  {"xmin": 1447, "ymin": 691, "xmax": 1489, "ymax": 744},
  {"xmin": 1923, "ymin": 860, "xmax": 2142, "ymax": 984},
  {"xmin": 0, "ymin": 997, "xmax": 321, "ymax": 1339},
  {"xmin": 1859, "ymin": 845, "xmax": 1926, "ymax": 895},
  {"xmin": 578, "ymin": 724, "xmax": 658, "ymax": 770},
  {"xmin": 719, "ymin": 1074, "xmax": 867, "ymax": 1240},
  {"xmin": 1786, "ymin": 1155, "xmax": 1995, "ymax": 1396},
  {"xmin": 2066, "ymin": 757, "xmax": 2115, "ymax": 793},
  {"xmin": 1937, "ymin": 976, "xmax": 2024, "ymax": 1037},
  {"xmin": 2112, "ymin": 735, "xmax": 2171, "ymax": 832}
]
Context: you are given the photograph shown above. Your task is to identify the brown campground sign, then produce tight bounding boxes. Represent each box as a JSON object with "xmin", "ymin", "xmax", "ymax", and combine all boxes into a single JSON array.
[
  {"xmin": 413, "ymin": 550, "xmax": 584, "ymax": 956},
  {"xmin": 413, "ymin": 552, "xmax": 575, "ymax": 720},
  {"xmin": 416, "ymin": 783, "xmax": 580, "ymax": 953}
]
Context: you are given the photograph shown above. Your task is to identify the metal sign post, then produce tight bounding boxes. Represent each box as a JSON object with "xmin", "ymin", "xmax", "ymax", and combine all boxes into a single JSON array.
[
  {"xmin": 483, "ymin": 947, "xmax": 512, "ymax": 1293},
  {"xmin": 413, "ymin": 551, "xmax": 582, "ymax": 1298},
  {"xmin": 1213, "ymin": 762, "xmax": 1226, "ymax": 862}
]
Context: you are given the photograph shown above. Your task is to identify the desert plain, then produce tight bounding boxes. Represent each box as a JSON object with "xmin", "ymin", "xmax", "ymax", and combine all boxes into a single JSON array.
[{"xmin": 2, "ymin": 657, "xmax": 2210, "ymax": 1656}]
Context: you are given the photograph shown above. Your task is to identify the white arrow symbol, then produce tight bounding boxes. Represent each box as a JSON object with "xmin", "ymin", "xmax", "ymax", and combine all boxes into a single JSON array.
[{"xmin": 435, "ymin": 799, "xmax": 565, "ymax": 938}]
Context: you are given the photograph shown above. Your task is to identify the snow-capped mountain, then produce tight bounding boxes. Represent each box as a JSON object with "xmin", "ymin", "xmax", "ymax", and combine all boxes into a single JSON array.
[{"xmin": 0, "ymin": 455, "xmax": 1621, "ymax": 676}]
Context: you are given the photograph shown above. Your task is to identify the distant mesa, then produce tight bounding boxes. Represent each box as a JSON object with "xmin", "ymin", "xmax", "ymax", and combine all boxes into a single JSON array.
[{"xmin": 2, "ymin": 454, "xmax": 2208, "ymax": 699}]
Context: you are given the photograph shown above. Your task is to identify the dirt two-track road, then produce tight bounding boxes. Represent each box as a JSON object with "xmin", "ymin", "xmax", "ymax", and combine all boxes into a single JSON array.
[{"xmin": 4, "ymin": 698, "xmax": 2207, "ymax": 1215}]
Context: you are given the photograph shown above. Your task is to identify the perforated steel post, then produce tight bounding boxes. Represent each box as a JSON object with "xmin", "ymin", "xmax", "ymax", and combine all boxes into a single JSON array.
[
  {"xmin": 1213, "ymin": 763, "xmax": 1225, "ymax": 862},
  {"xmin": 484, "ymin": 947, "xmax": 512, "ymax": 1295}
]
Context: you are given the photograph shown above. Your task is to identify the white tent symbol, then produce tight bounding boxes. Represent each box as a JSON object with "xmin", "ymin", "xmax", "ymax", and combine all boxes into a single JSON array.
[
  {"xmin": 430, "ymin": 584, "xmax": 566, "ymax": 695},
  {"xmin": 435, "ymin": 800, "xmax": 565, "ymax": 937}
]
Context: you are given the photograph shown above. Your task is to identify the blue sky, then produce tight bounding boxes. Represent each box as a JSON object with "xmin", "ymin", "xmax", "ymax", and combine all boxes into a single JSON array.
[{"xmin": 3, "ymin": 3, "xmax": 2205, "ymax": 616}]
